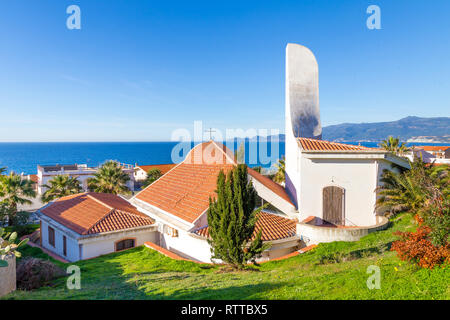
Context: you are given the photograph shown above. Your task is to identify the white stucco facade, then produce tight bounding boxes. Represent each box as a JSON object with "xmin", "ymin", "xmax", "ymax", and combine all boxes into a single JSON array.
[
  {"xmin": 37, "ymin": 164, "xmax": 135, "ymax": 195},
  {"xmin": 39, "ymin": 215, "xmax": 157, "ymax": 262}
]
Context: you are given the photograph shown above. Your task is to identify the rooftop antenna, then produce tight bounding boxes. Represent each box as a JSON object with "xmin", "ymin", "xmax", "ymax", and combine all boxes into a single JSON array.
[{"xmin": 205, "ymin": 128, "xmax": 216, "ymax": 141}]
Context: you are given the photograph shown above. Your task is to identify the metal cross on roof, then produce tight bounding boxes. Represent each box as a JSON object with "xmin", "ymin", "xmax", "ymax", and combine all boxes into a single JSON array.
[{"xmin": 205, "ymin": 127, "xmax": 216, "ymax": 140}]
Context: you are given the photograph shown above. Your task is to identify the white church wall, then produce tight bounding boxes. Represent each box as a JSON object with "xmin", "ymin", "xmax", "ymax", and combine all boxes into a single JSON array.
[
  {"xmin": 298, "ymin": 156, "xmax": 378, "ymax": 226},
  {"xmin": 160, "ymin": 229, "xmax": 212, "ymax": 263}
]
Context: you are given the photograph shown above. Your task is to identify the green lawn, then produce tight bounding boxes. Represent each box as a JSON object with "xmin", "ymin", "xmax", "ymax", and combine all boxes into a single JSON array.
[{"xmin": 3, "ymin": 214, "xmax": 449, "ymax": 300}]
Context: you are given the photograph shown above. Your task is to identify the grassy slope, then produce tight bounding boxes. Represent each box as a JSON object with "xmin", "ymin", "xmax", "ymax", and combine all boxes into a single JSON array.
[{"xmin": 3, "ymin": 214, "xmax": 449, "ymax": 300}]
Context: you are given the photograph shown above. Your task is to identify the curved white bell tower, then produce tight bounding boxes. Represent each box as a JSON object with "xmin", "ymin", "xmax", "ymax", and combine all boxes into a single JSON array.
[{"xmin": 284, "ymin": 43, "xmax": 322, "ymax": 208}]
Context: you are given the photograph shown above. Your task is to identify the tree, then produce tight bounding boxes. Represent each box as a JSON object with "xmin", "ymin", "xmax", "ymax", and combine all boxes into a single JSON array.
[
  {"xmin": 376, "ymin": 159, "xmax": 449, "ymax": 269},
  {"xmin": 376, "ymin": 157, "xmax": 434, "ymax": 216},
  {"xmin": 87, "ymin": 161, "xmax": 131, "ymax": 195},
  {"xmin": 0, "ymin": 167, "xmax": 6, "ymax": 175},
  {"xmin": 379, "ymin": 136, "xmax": 410, "ymax": 156},
  {"xmin": 251, "ymin": 166, "xmax": 262, "ymax": 174},
  {"xmin": 207, "ymin": 164, "xmax": 268, "ymax": 269},
  {"xmin": 273, "ymin": 156, "xmax": 285, "ymax": 184},
  {"xmin": 41, "ymin": 175, "xmax": 83, "ymax": 203},
  {"xmin": 142, "ymin": 169, "xmax": 163, "ymax": 187},
  {"xmin": 0, "ymin": 172, "xmax": 36, "ymax": 226},
  {"xmin": 235, "ymin": 142, "xmax": 245, "ymax": 164}
]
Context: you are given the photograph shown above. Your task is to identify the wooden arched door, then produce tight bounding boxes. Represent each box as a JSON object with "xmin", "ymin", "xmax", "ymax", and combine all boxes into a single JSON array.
[{"xmin": 322, "ymin": 186, "xmax": 345, "ymax": 225}]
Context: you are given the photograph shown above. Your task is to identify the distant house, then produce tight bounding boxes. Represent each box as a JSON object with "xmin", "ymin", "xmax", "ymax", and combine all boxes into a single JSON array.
[
  {"xmin": 134, "ymin": 164, "xmax": 176, "ymax": 181},
  {"xmin": 415, "ymin": 146, "xmax": 450, "ymax": 159},
  {"xmin": 36, "ymin": 163, "xmax": 135, "ymax": 194},
  {"xmin": 37, "ymin": 193, "xmax": 156, "ymax": 262}
]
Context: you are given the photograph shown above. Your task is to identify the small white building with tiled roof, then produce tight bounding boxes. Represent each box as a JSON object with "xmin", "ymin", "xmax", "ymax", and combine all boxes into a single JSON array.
[{"xmin": 37, "ymin": 193, "xmax": 157, "ymax": 262}]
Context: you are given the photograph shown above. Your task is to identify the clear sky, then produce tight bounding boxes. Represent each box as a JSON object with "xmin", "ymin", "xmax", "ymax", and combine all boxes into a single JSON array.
[{"xmin": 0, "ymin": 0, "xmax": 449, "ymax": 142}]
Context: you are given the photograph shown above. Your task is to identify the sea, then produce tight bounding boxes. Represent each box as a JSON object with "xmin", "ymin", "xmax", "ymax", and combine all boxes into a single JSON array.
[{"xmin": 0, "ymin": 141, "xmax": 448, "ymax": 175}]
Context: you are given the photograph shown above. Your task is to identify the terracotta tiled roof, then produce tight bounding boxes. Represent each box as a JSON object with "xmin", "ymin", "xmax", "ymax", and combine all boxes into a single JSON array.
[
  {"xmin": 40, "ymin": 193, "xmax": 154, "ymax": 235},
  {"xmin": 29, "ymin": 174, "xmax": 38, "ymax": 183},
  {"xmin": 194, "ymin": 211, "xmax": 297, "ymax": 241},
  {"xmin": 416, "ymin": 146, "xmax": 449, "ymax": 152},
  {"xmin": 298, "ymin": 138, "xmax": 380, "ymax": 152},
  {"xmin": 248, "ymin": 168, "xmax": 294, "ymax": 206},
  {"xmin": 135, "ymin": 141, "xmax": 294, "ymax": 224},
  {"xmin": 136, "ymin": 142, "xmax": 235, "ymax": 223},
  {"xmin": 136, "ymin": 164, "xmax": 176, "ymax": 175}
]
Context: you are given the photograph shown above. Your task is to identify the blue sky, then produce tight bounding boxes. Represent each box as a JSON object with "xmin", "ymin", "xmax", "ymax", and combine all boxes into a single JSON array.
[{"xmin": 0, "ymin": 0, "xmax": 449, "ymax": 142}]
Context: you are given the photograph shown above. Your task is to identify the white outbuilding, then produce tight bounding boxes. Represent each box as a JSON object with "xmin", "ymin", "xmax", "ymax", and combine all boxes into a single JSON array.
[{"xmin": 37, "ymin": 192, "xmax": 157, "ymax": 262}]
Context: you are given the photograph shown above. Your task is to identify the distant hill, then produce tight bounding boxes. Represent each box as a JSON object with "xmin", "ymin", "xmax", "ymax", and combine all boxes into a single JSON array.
[
  {"xmin": 234, "ymin": 116, "xmax": 449, "ymax": 143},
  {"xmin": 322, "ymin": 116, "xmax": 450, "ymax": 143}
]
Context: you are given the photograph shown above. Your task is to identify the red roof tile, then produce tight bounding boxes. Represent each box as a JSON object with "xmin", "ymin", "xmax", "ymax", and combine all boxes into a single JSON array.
[
  {"xmin": 298, "ymin": 138, "xmax": 380, "ymax": 152},
  {"xmin": 415, "ymin": 146, "xmax": 450, "ymax": 152},
  {"xmin": 135, "ymin": 141, "xmax": 294, "ymax": 224},
  {"xmin": 40, "ymin": 193, "xmax": 154, "ymax": 235},
  {"xmin": 194, "ymin": 211, "xmax": 297, "ymax": 241},
  {"xmin": 248, "ymin": 168, "xmax": 294, "ymax": 206},
  {"xmin": 137, "ymin": 164, "xmax": 176, "ymax": 175}
]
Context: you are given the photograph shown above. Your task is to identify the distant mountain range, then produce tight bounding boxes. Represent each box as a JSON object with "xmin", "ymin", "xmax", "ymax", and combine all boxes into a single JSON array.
[
  {"xmin": 243, "ymin": 116, "xmax": 450, "ymax": 143},
  {"xmin": 322, "ymin": 116, "xmax": 450, "ymax": 143}
]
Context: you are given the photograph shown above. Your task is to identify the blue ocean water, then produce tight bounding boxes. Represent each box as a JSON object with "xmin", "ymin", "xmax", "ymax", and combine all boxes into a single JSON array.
[{"xmin": 0, "ymin": 141, "xmax": 447, "ymax": 175}]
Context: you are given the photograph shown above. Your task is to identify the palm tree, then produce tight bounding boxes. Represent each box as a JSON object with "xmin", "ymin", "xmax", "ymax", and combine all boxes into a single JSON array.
[
  {"xmin": 41, "ymin": 175, "xmax": 83, "ymax": 203},
  {"xmin": 376, "ymin": 169, "xmax": 428, "ymax": 215},
  {"xmin": 87, "ymin": 161, "xmax": 131, "ymax": 195},
  {"xmin": 273, "ymin": 156, "xmax": 286, "ymax": 184},
  {"xmin": 0, "ymin": 172, "xmax": 36, "ymax": 226},
  {"xmin": 142, "ymin": 169, "xmax": 162, "ymax": 188},
  {"xmin": 0, "ymin": 167, "xmax": 6, "ymax": 175},
  {"xmin": 376, "ymin": 158, "xmax": 436, "ymax": 216},
  {"xmin": 379, "ymin": 136, "xmax": 410, "ymax": 156}
]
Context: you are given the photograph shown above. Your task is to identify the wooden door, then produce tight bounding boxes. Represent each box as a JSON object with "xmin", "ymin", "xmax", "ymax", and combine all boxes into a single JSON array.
[{"xmin": 323, "ymin": 186, "xmax": 345, "ymax": 225}]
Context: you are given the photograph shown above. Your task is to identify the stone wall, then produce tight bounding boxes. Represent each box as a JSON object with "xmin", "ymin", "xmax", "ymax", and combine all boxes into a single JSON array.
[{"xmin": 0, "ymin": 255, "xmax": 16, "ymax": 297}]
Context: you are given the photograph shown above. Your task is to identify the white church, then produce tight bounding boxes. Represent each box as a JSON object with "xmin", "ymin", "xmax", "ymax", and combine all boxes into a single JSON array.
[{"xmin": 36, "ymin": 44, "xmax": 409, "ymax": 263}]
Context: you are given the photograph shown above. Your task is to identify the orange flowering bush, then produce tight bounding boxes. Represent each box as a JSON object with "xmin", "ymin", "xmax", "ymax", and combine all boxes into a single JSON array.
[
  {"xmin": 391, "ymin": 224, "xmax": 450, "ymax": 269},
  {"xmin": 387, "ymin": 161, "xmax": 449, "ymax": 269}
]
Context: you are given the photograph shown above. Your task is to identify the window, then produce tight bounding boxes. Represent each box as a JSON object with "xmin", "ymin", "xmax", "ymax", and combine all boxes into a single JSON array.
[
  {"xmin": 166, "ymin": 226, "xmax": 178, "ymax": 237},
  {"xmin": 63, "ymin": 236, "xmax": 67, "ymax": 256},
  {"xmin": 48, "ymin": 226, "xmax": 55, "ymax": 247},
  {"xmin": 115, "ymin": 239, "xmax": 135, "ymax": 251}
]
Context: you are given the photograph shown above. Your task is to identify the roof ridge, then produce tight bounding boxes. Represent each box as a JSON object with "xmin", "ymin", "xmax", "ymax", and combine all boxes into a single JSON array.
[
  {"xmin": 85, "ymin": 208, "xmax": 116, "ymax": 235},
  {"xmin": 211, "ymin": 140, "xmax": 237, "ymax": 164},
  {"xmin": 86, "ymin": 193, "xmax": 114, "ymax": 210},
  {"xmin": 116, "ymin": 209, "xmax": 154, "ymax": 222},
  {"xmin": 84, "ymin": 193, "xmax": 119, "ymax": 234},
  {"xmin": 85, "ymin": 209, "xmax": 154, "ymax": 235}
]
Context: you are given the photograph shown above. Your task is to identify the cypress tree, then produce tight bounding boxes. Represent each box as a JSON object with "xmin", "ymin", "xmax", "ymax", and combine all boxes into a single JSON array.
[{"xmin": 207, "ymin": 164, "xmax": 268, "ymax": 269}]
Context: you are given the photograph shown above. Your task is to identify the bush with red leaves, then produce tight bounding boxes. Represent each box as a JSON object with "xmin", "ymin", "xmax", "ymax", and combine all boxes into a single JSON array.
[{"xmin": 391, "ymin": 213, "xmax": 450, "ymax": 269}]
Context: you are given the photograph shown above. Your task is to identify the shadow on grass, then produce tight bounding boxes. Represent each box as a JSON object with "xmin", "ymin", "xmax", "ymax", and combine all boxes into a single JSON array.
[{"xmin": 137, "ymin": 281, "xmax": 289, "ymax": 300}]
